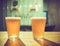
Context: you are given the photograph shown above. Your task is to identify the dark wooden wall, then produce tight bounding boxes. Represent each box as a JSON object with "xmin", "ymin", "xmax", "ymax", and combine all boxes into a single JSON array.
[
  {"xmin": 0, "ymin": 0, "xmax": 4, "ymax": 31},
  {"xmin": 0, "ymin": 0, "xmax": 7, "ymax": 31}
]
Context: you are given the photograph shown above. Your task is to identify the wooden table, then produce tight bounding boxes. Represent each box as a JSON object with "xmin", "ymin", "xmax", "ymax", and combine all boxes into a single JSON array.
[{"xmin": 0, "ymin": 31, "xmax": 60, "ymax": 46}]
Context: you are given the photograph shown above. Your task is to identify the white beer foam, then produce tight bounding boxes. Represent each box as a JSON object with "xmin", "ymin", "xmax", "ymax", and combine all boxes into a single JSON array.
[
  {"xmin": 31, "ymin": 17, "xmax": 46, "ymax": 19},
  {"xmin": 5, "ymin": 17, "xmax": 21, "ymax": 19}
]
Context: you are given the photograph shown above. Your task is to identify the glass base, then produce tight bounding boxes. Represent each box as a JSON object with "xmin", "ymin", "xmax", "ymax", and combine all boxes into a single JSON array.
[
  {"xmin": 34, "ymin": 36, "xmax": 44, "ymax": 41},
  {"xmin": 8, "ymin": 36, "xmax": 19, "ymax": 41}
]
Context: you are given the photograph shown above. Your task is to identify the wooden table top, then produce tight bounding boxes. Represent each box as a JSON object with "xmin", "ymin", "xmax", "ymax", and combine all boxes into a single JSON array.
[{"xmin": 0, "ymin": 31, "xmax": 60, "ymax": 46}]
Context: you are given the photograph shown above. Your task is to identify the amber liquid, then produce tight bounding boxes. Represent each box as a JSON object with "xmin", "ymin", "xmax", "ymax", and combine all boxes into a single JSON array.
[
  {"xmin": 31, "ymin": 18, "xmax": 46, "ymax": 39},
  {"xmin": 5, "ymin": 17, "xmax": 20, "ymax": 38}
]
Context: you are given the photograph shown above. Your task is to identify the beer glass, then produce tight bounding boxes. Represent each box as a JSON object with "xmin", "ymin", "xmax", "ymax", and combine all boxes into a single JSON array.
[
  {"xmin": 31, "ymin": 17, "xmax": 46, "ymax": 40},
  {"xmin": 5, "ymin": 17, "xmax": 21, "ymax": 40}
]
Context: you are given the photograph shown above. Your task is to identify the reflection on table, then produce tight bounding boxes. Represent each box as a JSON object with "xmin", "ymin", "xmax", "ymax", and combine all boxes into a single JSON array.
[{"xmin": 4, "ymin": 38, "xmax": 25, "ymax": 46}]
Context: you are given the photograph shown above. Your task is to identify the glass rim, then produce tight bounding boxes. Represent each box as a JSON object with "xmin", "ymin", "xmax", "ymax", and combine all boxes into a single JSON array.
[
  {"xmin": 5, "ymin": 17, "xmax": 21, "ymax": 19},
  {"xmin": 31, "ymin": 17, "xmax": 46, "ymax": 19}
]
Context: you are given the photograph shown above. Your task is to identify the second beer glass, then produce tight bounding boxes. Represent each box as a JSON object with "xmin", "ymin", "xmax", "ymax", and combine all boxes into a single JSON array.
[{"xmin": 31, "ymin": 17, "xmax": 46, "ymax": 40}]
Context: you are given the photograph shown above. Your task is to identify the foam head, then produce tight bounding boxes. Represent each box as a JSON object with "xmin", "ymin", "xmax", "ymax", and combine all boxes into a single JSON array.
[
  {"xmin": 5, "ymin": 17, "xmax": 21, "ymax": 20},
  {"xmin": 31, "ymin": 17, "xmax": 46, "ymax": 19}
]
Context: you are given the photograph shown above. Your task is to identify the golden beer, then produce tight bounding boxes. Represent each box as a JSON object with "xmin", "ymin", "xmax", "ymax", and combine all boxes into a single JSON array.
[
  {"xmin": 31, "ymin": 17, "xmax": 46, "ymax": 40},
  {"xmin": 5, "ymin": 17, "xmax": 21, "ymax": 40}
]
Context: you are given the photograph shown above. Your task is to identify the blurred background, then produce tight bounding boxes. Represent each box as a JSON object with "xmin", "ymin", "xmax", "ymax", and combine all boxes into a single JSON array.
[{"xmin": 0, "ymin": 0, "xmax": 60, "ymax": 31}]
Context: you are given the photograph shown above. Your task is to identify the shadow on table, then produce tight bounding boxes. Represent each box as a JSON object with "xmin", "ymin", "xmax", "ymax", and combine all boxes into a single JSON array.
[
  {"xmin": 35, "ymin": 39, "xmax": 60, "ymax": 46},
  {"xmin": 4, "ymin": 38, "xmax": 25, "ymax": 46}
]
